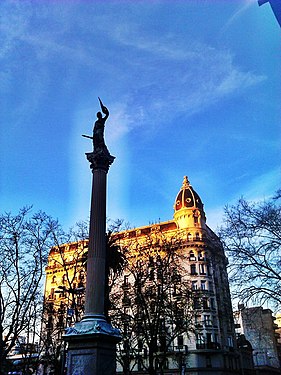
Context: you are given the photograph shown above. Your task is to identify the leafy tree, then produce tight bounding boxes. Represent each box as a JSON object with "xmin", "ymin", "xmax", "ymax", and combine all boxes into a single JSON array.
[
  {"xmin": 109, "ymin": 231, "xmax": 194, "ymax": 375},
  {"xmin": 105, "ymin": 230, "xmax": 126, "ymax": 322},
  {"xmin": 0, "ymin": 207, "xmax": 62, "ymax": 375},
  {"xmin": 219, "ymin": 192, "xmax": 281, "ymax": 310}
]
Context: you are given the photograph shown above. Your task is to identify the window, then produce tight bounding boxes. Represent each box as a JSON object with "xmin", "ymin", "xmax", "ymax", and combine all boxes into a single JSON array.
[
  {"xmin": 190, "ymin": 264, "xmax": 197, "ymax": 275},
  {"xmin": 195, "ymin": 232, "xmax": 200, "ymax": 241},
  {"xmin": 177, "ymin": 335, "xmax": 184, "ymax": 348},
  {"xmin": 195, "ymin": 315, "xmax": 202, "ymax": 326},
  {"xmin": 227, "ymin": 336, "xmax": 234, "ymax": 348},
  {"xmin": 51, "ymin": 275, "xmax": 56, "ymax": 284},
  {"xmin": 189, "ymin": 250, "xmax": 196, "ymax": 260},
  {"xmin": 206, "ymin": 355, "xmax": 212, "ymax": 368},
  {"xmin": 196, "ymin": 334, "xmax": 205, "ymax": 347},
  {"xmin": 194, "ymin": 298, "xmax": 200, "ymax": 309},
  {"xmin": 201, "ymin": 281, "xmax": 206, "ymax": 290},
  {"xmin": 198, "ymin": 251, "xmax": 204, "ymax": 260},
  {"xmin": 193, "ymin": 209, "xmax": 199, "ymax": 225},
  {"xmin": 199, "ymin": 264, "xmax": 206, "ymax": 275},
  {"xmin": 192, "ymin": 281, "xmax": 198, "ymax": 290},
  {"xmin": 206, "ymin": 333, "xmax": 212, "ymax": 344},
  {"xmin": 204, "ymin": 315, "xmax": 212, "ymax": 327},
  {"xmin": 188, "ymin": 233, "xmax": 192, "ymax": 241},
  {"xmin": 123, "ymin": 275, "xmax": 129, "ymax": 286},
  {"xmin": 202, "ymin": 298, "xmax": 209, "ymax": 310},
  {"xmin": 62, "ymin": 274, "xmax": 67, "ymax": 284},
  {"xmin": 49, "ymin": 288, "xmax": 55, "ymax": 300}
]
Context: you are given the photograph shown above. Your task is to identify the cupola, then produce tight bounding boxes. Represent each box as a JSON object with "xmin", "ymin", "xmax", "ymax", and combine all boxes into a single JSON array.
[{"xmin": 173, "ymin": 176, "xmax": 206, "ymax": 230}]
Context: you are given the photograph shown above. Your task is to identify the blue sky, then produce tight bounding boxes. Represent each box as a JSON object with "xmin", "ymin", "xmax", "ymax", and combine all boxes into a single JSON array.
[{"xmin": 0, "ymin": 0, "xmax": 280, "ymax": 232}]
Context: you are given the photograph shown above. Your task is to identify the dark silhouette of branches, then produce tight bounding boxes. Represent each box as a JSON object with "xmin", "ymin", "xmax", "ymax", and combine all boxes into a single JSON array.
[
  {"xmin": 109, "ymin": 232, "xmax": 194, "ymax": 375},
  {"xmin": 219, "ymin": 193, "xmax": 281, "ymax": 310},
  {"xmin": 0, "ymin": 207, "xmax": 62, "ymax": 375}
]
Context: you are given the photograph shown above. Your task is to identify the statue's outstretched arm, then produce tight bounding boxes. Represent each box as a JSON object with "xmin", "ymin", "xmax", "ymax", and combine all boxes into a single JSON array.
[{"xmin": 98, "ymin": 97, "xmax": 109, "ymax": 118}]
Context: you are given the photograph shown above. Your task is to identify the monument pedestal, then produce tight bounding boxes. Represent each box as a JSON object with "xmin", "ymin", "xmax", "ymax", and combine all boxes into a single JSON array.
[{"xmin": 64, "ymin": 317, "xmax": 121, "ymax": 375}]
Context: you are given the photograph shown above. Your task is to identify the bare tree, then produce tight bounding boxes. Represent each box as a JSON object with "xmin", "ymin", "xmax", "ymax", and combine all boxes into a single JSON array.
[
  {"xmin": 219, "ymin": 193, "xmax": 281, "ymax": 310},
  {"xmin": 40, "ymin": 219, "xmax": 125, "ymax": 374},
  {"xmin": 40, "ymin": 222, "xmax": 89, "ymax": 375},
  {"xmin": 0, "ymin": 207, "xmax": 62, "ymax": 375},
  {"xmin": 109, "ymin": 232, "xmax": 194, "ymax": 375}
]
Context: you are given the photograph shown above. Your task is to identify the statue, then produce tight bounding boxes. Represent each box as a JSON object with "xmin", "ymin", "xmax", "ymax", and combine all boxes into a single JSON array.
[{"xmin": 83, "ymin": 97, "xmax": 110, "ymax": 155}]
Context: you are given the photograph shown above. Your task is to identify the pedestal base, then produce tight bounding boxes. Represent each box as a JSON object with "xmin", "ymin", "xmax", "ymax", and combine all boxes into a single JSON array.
[{"xmin": 63, "ymin": 318, "xmax": 121, "ymax": 375}]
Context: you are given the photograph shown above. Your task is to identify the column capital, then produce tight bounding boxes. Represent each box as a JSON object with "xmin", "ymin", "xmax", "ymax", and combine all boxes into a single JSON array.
[{"xmin": 86, "ymin": 150, "xmax": 115, "ymax": 172}]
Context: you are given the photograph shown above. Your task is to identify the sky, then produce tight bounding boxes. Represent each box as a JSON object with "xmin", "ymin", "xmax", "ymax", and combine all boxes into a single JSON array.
[{"xmin": 0, "ymin": 0, "xmax": 280, "ymax": 233}]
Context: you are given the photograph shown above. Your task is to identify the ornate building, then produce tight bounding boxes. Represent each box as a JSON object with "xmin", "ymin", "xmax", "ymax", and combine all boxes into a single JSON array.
[
  {"xmin": 234, "ymin": 306, "xmax": 280, "ymax": 374},
  {"xmin": 42, "ymin": 177, "xmax": 239, "ymax": 374}
]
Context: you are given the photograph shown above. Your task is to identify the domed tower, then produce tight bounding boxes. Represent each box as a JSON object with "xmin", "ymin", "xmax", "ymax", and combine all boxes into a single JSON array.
[{"xmin": 173, "ymin": 176, "xmax": 207, "ymax": 232}]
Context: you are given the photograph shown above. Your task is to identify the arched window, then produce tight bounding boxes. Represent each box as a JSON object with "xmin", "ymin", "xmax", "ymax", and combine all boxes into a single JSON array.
[
  {"xmin": 189, "ymin": 250, "xmax": 196, "ymax": 261},
  {"xmin": 199, "ymin": 264, "xmax": 206, "ymax": 275},
  {"xmin": 192, "ymin": 281, "xmax": 198, "ymax": 290},
  {"xmin": 49, "ymin": 288, "xmax": 55, "ymax": 300},
  {"xmin": 190, "ymin": 264, "xmax": 197, "ymax": 275},
  {"xmin": 201, "ymin": 280, "xmax": 206, "ymax": 290},
  {"xmin": 198, "ymin": 251, "xmax": 204, "ymax": 260}
]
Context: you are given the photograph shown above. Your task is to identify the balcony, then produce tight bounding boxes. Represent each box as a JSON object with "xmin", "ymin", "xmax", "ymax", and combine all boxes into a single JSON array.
[
  {"xmin": 196, "ymin": 342, "xmax": 221, "ymax": 350},
  {"xmin": 174, "ymin": 345, "xmax": 188, "ymax": 354}
]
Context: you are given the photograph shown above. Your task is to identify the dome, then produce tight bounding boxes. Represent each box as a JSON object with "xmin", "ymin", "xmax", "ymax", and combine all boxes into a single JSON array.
[{"xmin": 174, "ymin": 176, "xmax": 204, "ymax": 212}]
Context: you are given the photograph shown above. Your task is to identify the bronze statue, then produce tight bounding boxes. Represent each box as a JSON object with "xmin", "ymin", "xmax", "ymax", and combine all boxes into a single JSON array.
[{"xmin": 83, "ymin": 97, "xmax": 110, "ymax": 154}]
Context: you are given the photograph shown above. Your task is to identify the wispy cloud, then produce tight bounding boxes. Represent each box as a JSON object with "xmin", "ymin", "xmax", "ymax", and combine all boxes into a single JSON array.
[
  {"xmin": 1, "ymin": 0, "xmax": 266, "ymax": 133},
  {"xmin": 205, "ymin": 167, "xmax": 280, "ymax": 230},
  {"xmin": 104, "ymin": 30, "xmax": 266, "ymax": 136},
  {"xmin": 220, "ymin": 0, "xmax": 256, "ymax": 34},
  {"xmin": 242, "ymin": 167, "xmax": 281, "ymax": 202}
]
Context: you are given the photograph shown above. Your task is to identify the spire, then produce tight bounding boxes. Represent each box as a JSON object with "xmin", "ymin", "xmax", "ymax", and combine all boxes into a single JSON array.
[{"xmin": 182, "ymin": 176, "xmax": 191, "ymax": 189}]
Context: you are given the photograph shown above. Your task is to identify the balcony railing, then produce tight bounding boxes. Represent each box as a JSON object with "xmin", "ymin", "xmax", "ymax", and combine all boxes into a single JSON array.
[{"xmin": 196, "ymin": 342, "xmax": 221, "ymax": 350}]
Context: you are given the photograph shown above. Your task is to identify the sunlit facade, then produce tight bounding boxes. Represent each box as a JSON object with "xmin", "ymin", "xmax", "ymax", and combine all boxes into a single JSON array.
[
  {"xmin": 234, "ymin": 306, "xmax": 280, "ymax": 374},
  {"xmin": 42, "ymin": 177, "xmax": 239, "ymax": 374}
]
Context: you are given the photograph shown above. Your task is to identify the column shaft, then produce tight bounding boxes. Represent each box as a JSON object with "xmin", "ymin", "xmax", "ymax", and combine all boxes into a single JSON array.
[{"xmin": 85, "ymin": 168, "xmax": 107, "ymax": 317}]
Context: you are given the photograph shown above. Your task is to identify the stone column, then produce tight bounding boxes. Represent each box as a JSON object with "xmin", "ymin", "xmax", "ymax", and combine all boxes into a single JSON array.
[
  {"xmin": 63, "ymin": 150, "xmax": 121, "ymax": 375},
  {"xmin": 84, "ymin": 151, "xmax": 113, "ymax": 318}
]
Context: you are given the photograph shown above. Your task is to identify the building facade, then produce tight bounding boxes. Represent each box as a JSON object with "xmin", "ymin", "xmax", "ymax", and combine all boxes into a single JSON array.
[
  {"xmin": 42, "ymin": 177, "xmax": 239, "ymax": 374},
  {"xmin": 234, "ymin": 306, "xmax": 280, "ymax": 374}
]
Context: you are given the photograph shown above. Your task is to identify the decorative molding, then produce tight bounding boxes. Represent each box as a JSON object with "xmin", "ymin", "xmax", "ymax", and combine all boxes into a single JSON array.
[
  {"xmin": 86, "ymin": 151, "xmax": 115, "ymax": 172},
  {"xmin": 65, "ymin": 317, "xmax": 121, "ymax": 338}
]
